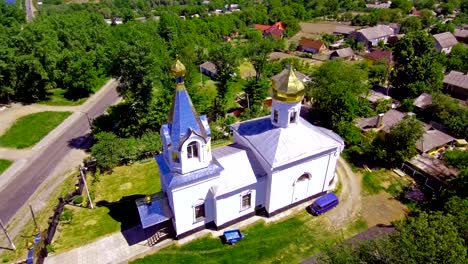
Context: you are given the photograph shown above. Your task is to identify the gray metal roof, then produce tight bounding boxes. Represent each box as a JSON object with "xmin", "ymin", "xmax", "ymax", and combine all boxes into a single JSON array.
[
  {"xmin": 200, "ymin": 61, "xmax": 217, "ymax": 73},
  {"xmin": 331, "ymin": 47, "xmax": 354, "ymax": 58},
  {"xmin": 444, "ymin": 70, "xmax": 468, "ymax": 90},
  {"xmin": 357, "ymin": 25, "xmax": 394, "ymax": 40},
  {"xmin": 413, "ymin": 93, "xmax": 433, "ymax": 109},
  {"xmin": 136, "ymin": 195, "xmax": 173, "ymax": 228},
  {"xmin": 454, "ymin": 28, "xmax": 468, "ymax": 38},
  {"xmin": 433, "ymin": 32, "xmax": 458, "ymax": 49},
  {"xmin": 416, "ymin": 129, "xmax": 455, "ymax": 153},
  {"xmin": 231, "ymin": 116, "xmax": 343, "ymax": 168}
]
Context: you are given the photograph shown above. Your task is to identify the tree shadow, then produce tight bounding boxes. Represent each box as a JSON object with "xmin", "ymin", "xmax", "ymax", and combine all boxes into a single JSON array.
[
  {"xmin": 96, "ymin": 194, "xmax": 172, "ymax": 246},
  {"xmin": 67, "ymin": 134, "xmax": 94, "ymax": 150}
]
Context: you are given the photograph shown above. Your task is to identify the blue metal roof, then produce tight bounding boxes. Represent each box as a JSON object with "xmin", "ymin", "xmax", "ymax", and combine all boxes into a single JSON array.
[
  {"xmin": 155, "ymin": 154, "xmax": 223, "ymax": 189},
  {"xmin": 136, "ymin": 195, "xmax": 173, "ymax": 229},
  {"xmin": 168, "ymin": 88, "xmax": 209, "ymax": 148},
  {"xmin": 314, "ymin": 192, "xmax": 338, "ymax": 208}
]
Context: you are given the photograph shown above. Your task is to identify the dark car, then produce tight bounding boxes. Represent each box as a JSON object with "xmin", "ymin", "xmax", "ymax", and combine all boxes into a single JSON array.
[{"xmin": 309, "ymin": 192, "xmax": 339, "ymax": 215}]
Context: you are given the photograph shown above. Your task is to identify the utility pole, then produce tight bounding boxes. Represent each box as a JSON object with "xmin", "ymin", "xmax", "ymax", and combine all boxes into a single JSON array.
[
  {"xmin": 29, "ymin": 205, "xmax": 38, "ymax": 231},
  {"xmin": 80, "ymin": 166, "xmax": 94, "ymax": 209},
  {"xmin": 0, "ymin": 219, "xmax": 16, "ymax": 250}
]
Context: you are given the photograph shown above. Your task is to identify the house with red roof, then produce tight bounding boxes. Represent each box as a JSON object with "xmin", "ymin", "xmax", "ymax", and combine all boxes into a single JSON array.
[
  {"xmin": 299, "ymin": 38, "xmax": 326, "ymax": 54},
  {"xmin": 254, "ymin": 22, "xmax": 285, "ymax": 39}
]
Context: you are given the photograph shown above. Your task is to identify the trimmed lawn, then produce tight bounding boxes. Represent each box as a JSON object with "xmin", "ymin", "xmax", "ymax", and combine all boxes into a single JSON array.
[
  {"xmin": 0, "ymin": 111, "xmax": 72, "ymax": 149},
  {"xmin": 52, "ymin": 161, "xmax": 161, "ymax": 252},
  {"xmin": 38, "ymin": 77, "xmax": 108, "ymax": 106},
  {"xmin": 132, "ymin": 214, "xmax": 367, "ymax": 264},
  {"xmin": 362, "ymin": 169, "xmax": 413, "ymax": 197},
  {"xmin": 0, "ymin": 159, "xmax": 12, "ymax": 174}
]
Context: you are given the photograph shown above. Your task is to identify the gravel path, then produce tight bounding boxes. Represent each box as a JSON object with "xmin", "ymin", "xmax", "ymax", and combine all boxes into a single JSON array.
[{"xmin": 326, "ymin": 157, "xmax": 362, "ymax": 228}]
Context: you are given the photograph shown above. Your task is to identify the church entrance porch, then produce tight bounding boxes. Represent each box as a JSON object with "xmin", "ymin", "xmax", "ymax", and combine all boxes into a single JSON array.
[{"xmin": 292, "ymin": 173, "xmax": 311, "ymax": 202}]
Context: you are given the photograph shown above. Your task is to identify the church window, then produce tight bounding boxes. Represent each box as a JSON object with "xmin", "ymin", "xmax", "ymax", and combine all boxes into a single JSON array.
[
  {"xmin": 241, "ymin": 193, "xmax": 251, "ymax": 210},
  {"xmin": 194, "ymin": 203, "xmax": 205, "ymax": 222},
  {"xmin": 297, "ymin": 173, "xmax": 310, "ymax": 182},
  {"xmin": 187, "ymin": 141, "xmax": 199, "ymax": 159},
  {"xmin": 273, "ymin": 110, "xmax": 279, "ymax": 123},
  {"xmin": 290, "ymin": 111, "xmax": 297, "ymax": 123}
]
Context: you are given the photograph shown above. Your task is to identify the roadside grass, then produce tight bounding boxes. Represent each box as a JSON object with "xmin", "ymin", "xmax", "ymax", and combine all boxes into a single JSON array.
[
  {"xmin": 52, "ymin": 161, "xmax": 160, "ymax": 252},
  {"xmin": 132, "ymin": 212, "xmax": 368, "ymax": 264},
  {"xmin": 0, "ymin": 159, "xmax": 12, "ymax": 174},
  {"xmin": 362, "ymin": 169, "xmax": 412, "ymax": 197},
  {"xmin": 38, "ymin": 77, "xmax": 108, "ymax": 106},
  {"xmin": 0, "ymin": 171, "xmax": 78, "ymax": 263},
  {"xmin": 0, "ymin": 111, "xmax": 72, "ymax": 149}
]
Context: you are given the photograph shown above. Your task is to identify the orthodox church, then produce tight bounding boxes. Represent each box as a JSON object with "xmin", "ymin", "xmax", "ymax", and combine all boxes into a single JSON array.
[{"xmin": 136, "ymin": 59, "xmax": 344, "ymax": 238}]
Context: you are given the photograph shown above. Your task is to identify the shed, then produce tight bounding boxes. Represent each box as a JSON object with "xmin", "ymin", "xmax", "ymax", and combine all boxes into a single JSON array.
[
  {"xmin": 413, "ymin": 93, "xmax": 433, "ymax": 109},
  {"xmin": 329, "ymin": 47, "xmax": 355, "ymax": 60},
  {"xmin": 443, "ymin": 70, "xmax": 468, "ymax": 100},
  {"xmin": 200, "ymin": 61, "xmax": 217, "ymax": 78},
  {"xmin": 299, "ymin": 38, "xmax": 326, "ymax": 54},
  {"xmin": 433, "ymin": 32, "xmax": 458, "ymax": 53},
  {"xmin": 416, "ymin": 129, "xmax": 455, "ymax": 153}
]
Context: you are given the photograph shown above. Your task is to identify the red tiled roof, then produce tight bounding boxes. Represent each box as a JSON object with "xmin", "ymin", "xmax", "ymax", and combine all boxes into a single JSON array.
[
  {"xmin": 299, "ymin": 38, "xmax": 325, "ymax": 50},
  {"xmin": 365, "ymin": 49, "xmax": 393, "ymax": 65}
]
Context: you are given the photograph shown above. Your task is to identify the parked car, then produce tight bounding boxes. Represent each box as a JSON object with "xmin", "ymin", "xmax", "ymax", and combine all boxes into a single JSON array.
[
  {"xmin": 223, "ymin": 229, "xmax": 245, "ymax": 245},
  {"xmin": 309, "ymin": 192, "xmax": 339, "ymax": 215}
]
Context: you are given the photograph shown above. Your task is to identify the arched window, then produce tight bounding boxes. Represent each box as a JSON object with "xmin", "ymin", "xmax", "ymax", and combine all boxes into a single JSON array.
[
  {"xmin": 187, "ymin": 141, "xmax": 199, "ymax": 159},
  {"xmin": 297, "ymin": 173, "xmax": 311, "ymax": 182}
]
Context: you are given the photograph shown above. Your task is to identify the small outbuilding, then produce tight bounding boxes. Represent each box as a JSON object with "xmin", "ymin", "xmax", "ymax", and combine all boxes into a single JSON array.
[
  {"xmin": 329, "ymin": 47, "xmax": 355, "ymax": 60},
  {"xmin": 299, "ymin": 38, "xmax": 326, "ymax": 54},
  {"xmin": 443, "ymin": 70, "xmax": 468, "ymax": 100},
  {"xmin": 200, "ymin": 61, "xmax": 217, "ymax": 79},
  {"xmin": 433, "ymin": 32, "xmax": 458, "ymax": 54}
]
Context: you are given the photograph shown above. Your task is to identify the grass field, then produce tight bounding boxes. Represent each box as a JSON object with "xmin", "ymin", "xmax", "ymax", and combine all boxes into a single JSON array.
[
  {"xmin": 132, "ymin": 213, "xmax": 367, "ymax": 264},
  {"xmin": 362, "ymin": 169, "xmax": 412, "ymax": 196},
  {"xmin": 0, "ymin": 159, "xmax": 12, "ymax": 174},
  {"xmin": 38, "ymin": 77, "xmax": 108, "ymax": 106},
  {"xmin": 0, "ymin": 111, "xmax": 72, "ymax": 149},
  {"xmin": 52, "ymin": 161, "xmax": 160, "ymax": 252}
]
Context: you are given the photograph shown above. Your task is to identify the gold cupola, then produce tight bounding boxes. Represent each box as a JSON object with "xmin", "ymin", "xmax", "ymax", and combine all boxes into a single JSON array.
[
  {"xmin": 271, "ymin": 66, "xmax": 305, "ymax": 103},
  {"xmin": 171, "ymin": 57, "xmax": 186, "ymax": 88}
]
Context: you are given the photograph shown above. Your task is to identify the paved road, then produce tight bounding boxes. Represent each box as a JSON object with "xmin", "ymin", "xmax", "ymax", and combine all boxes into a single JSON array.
[{"xmin": 0, "ymin": 84, "xmax": 119, "ymax": 224}]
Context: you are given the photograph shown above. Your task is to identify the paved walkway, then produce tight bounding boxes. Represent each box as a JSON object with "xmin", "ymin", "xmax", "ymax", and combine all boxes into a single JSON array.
[{"xmin": 45, "ymin": 159, "xmax": 359, "ymax": 264}]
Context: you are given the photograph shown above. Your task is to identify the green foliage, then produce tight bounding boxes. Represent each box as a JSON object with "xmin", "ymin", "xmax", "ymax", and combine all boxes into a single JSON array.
[
  {"xmin": 431, "ymin": 93, "xmax": 468, "ymax": 138},
  {"xmin": 311, "ymin": 60, "xmax": 369, "ymax": 129},
  {"xmin": 430, "ymin": 22, "xmax": 455, "ymax": 34},
  {"xmin": 0, "ymin": 111, "xmax": 71, "ymax": 149},
  {"xmin": 72, "ymin": 195, "xmax": 83, "ymax": 205},
  {"xmin": 0, "ymin": 159, "xmax": 12, "ymax": 174},
  {"xmin": 384, "ymin": 116, "xmax": 425, "ymax": 164},
  {"xmin": 390, "ymin": 0, "xmax": 414, "ymax": 13},
  {"xmin": 400, "ymin": 16, "xmax": 423, "ymax": 33},
  {"xmin": 444, "ymin": 150, "xmax": 468, "ymax": 170},
  {"xmin": 243, "ymin": 78, "xmax": 269, "ymax": 109},
  {"xmin": 362, "ymin": 171, "xmax": 384, "ymax": 194},
  {"xmin": 446, "ymin": 44, "xmax": 468, "ymax": 73},
  {"xmin": 399, "ymin": 98, "xmax": 415, "ymax": 112},
  {"xmin": 351, "ymin": 8, "xmax": 402, "ymax": 26},
  {"xmin": 60, "ymin": 208, "xmax": 74, "ymax": 224},
  {"xmin": 90, "ymin": 131, "xmax": 162, "ymax": 171}
]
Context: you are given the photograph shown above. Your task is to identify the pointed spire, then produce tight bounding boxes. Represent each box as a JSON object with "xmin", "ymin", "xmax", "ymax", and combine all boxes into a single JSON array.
[{"xmin": 271, "ymin": 65, "xmax": 305, "ymax": 103}]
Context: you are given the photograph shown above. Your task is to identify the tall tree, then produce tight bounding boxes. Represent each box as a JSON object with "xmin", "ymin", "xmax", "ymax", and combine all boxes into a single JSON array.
[{"xmin": 384, "ymin": 116, "xmax": 424, "ymax": 164}]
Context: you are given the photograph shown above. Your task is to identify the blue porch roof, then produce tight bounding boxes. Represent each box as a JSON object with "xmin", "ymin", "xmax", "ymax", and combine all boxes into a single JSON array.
[{"xmin": 136, "ymin": 194, "xmax": 173, "ymax": 229}]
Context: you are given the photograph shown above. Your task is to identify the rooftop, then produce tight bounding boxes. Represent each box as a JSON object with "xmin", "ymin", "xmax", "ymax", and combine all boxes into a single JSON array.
[
  {"xmin": 365, "ymin": 49, "xmax": 393, "ymax": 65},
  {"xmin": 416, "ymin": 129, "xmax": 455, "ymax": 153},
  {"xmin": 444, "ymin": 70, "xmax": 468, "ymax": 90},
  {"xmin": 231, "ymin": 116, "xmax": 344, "ymax": 168},
  {"xmin": 299, "ymin": 38, "xmax": 325, "ymax": 50},
  {"xmin": 454, "ymin": 27, "xmax": 468, "ymax": 38},
  {"xmin": 413, "ymin": 93, "xmax": 433, "ymax": 109},
  {"xmin": 357, "ymin": 25, "xmax": 394, "ymax": 40},
  {"xmin": 200, "ymin": 61, "xmax": 217, "ymax": 73},
  {"xmin": 331, "ymin": 47, "xmax": 355, "ymax": 58},
  {"xmin": 408, "ymin": 154, "xmax": 458, "ymax": 180},
  {"xmin": 356, "ymin": 109, "xmax": 406, "ymax": 133},
  {"xmin": 433, "ymin": 32, "xmax": 458, "ymax": 48},
  {"xmin": 333, "ymin": 25, "xmax": 356, "ymax": 35},
  {"xmin": 365, "ymin": 89, "xmax": 392, "ymax": 103}
]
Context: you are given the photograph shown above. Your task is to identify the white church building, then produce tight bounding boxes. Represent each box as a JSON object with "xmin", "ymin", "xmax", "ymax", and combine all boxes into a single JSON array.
[{"xmin": 136, "ymin": 59, "xmax": 344, "ymax": 238}]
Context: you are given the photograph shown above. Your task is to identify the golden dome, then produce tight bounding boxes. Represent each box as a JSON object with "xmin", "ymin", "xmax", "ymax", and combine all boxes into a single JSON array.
[
  {"xmin": 271, "ymin": 66, "xmax": 305, "ymax": 103},
  {"xmin": 171, "ymin": 58, "xmax": 186, "ymax": 77}
]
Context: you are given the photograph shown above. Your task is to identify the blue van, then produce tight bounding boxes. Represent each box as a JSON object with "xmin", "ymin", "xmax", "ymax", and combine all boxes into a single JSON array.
[{"xmin": 309, "ymin": 192, "xmax": 339, "ymax": 215}]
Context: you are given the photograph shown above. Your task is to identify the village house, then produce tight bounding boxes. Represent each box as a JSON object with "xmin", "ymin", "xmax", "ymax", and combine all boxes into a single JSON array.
[
  {"xmin": 200, "ymin": 61, "xmax": 217, "ymax": 79},
  {"xmin": 454, "ymin": 25, "xmax": 468, "ymax": 44},
  {"xmin": 413, "ymin": 93, "xmax": 433, "ymax": 110},
  {"xmin": 433, "ymin": 32, "xmax": 458, "ymax": 54},
  {"xmin": 329, "ymin": 47, "xmax": 355, "ymax": 60},
  {"xmin": 443, "ymin": 70, "xmax": 468, "ymax": 100},
  {"xmin": 366, "ymin": 1, "xmax": 391, "ymax": 9},
  {"xmin": 136, "ymin": 60, "xmax": 344, "ymax": 238},
  {"xmin": 299, "ymin": 38, "xmax": 326, "ymax": 54},
  {"xmin": 364, "ymin": 49, "xmax": 393, "ymax": 65},
  {"xmin": 254, "ymin": 22, "xmax": 285, "ymax": 39},
  {"xmin": 353, "ymin": 25, "xmax": 395, "ymax": 48}
]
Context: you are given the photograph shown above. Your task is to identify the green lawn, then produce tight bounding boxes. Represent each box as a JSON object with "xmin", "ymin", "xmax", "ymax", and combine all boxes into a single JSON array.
[
  {"xmin": 362, "ymin": 169, "xmax": 412, "ymax": 197},
  {"xmin": 0, "ymin": 159, "xmax": 12, "ymax": 174},
  {"xmin": 0, "ymin": 111, "xmax": 72, "ymax": 149},
  {"xmin": 38, "ymin": 77, "xmax": 108, "ymax": 106},
  {"xmin": 132, "ymin": 213, "xmax": 367, "ymax": 264},
  {"xmin": 52, "ymin": 161, "xmax": 161, "ymax": 252}
]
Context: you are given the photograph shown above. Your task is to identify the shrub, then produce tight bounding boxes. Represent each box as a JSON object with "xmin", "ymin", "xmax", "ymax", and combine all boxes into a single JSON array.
[
  {"xmin": 73, "ymin": 195, "xmax": 83, "ymax": 205},
  {"xmin": 60, "ymin": 208, "xmax": 74, "ymax": 224}
]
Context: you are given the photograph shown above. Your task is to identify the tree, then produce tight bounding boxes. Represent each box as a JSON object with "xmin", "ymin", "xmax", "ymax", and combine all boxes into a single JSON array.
[
  {"xmin": 393, "ymin": 31, "xmax": 434, "ymax": 64},
  {"xmin": 446, "ymin": 44, "xmax": 468, "ymax": 72},
  {"xmin": 431, "ymin": 93, "xmax": 468, "ymax": 138},
  {"xmin": 390, "ymin": 0, "xmax": 413, "ymax": 13},
  {"xmin": 384, "ymin": 116, "xmax": 424, "ymax": 164},
  {"xmin": 244, "ymin": 38, "xmax": 275, "ymax": 82},
  {"xmin": 244, "ymin": 77, "xmax": 269, "ymax": 109},
  {"xmin": 310, "ymin": 60, "xmax": 369, "ymax": 129},
  {"xmin": 400, "ymin": 16, "xmax": 423, "ymax": 33}
]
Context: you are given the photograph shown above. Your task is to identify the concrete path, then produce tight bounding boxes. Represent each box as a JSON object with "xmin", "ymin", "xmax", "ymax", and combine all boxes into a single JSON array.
[
  {"xmin": 45, "ymin": 159, "xmax": 359, "ymax": 264},
  {"xmin": 0, "ymin": 79, "xmax": 120, "ymax": 228}
]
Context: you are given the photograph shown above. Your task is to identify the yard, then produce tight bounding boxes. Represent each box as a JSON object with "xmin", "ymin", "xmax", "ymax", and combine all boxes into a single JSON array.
[
  {"xmin": 131, "ymin": 213, "xmax": 368, "ymax": 264},
  {"xmin": 0, "ymin": 159, "xmax": 12, "ymax": 174},
  {"xmin": 52, "ymin": 161, "xmax": 160, "ymax": 252},
  {"xmin": 0, "ymin": 111, "xmax": 72, "ymax": 149},
  {"xmin": 38, "ymin": 77, "xmax": 108, "ymax": 106}
]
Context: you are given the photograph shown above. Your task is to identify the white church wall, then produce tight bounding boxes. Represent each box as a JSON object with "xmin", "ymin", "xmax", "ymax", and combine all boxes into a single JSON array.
[
  {"xmin": 271, "ymin": 100, "xmax": 301, "ymax": 128},
  {"xmin": 232, "ymin": 131, "xmax": 272, "ymax": 175},
  {"xmin": 255, "ymin": 177, "xmax": 266, "ymax": 208},
  {"xmin": 266, "ymin": 150, "xmax": 336, "ymax": 214},
  {"xmin": 178, "ymin": 134, "xmax": 212, "ymax": 174},
  {"xmin": 170, "ymin": 178, "xmax": 219, "ymax": 235},
  {"xmin": 324, "ymin": 151, "xmax": 340, "ymax": 191},
  {"xmin": 214, "ymin": 185, "xmax": 256, "ymax": 227}
]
